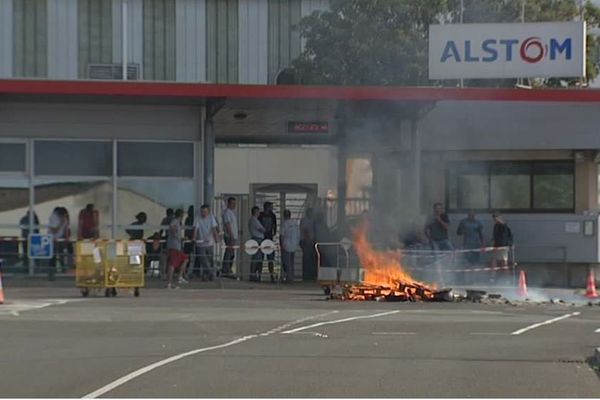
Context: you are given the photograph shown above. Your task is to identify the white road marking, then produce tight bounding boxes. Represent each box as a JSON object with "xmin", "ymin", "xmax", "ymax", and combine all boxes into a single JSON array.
[
  {"xmin": 0, "ymin": 299, "xmax": 74, "ymax": 315},
  {"xmin": 372, "ymin": 332, "xmax": 416, "ymax": 336},
  {"xmin": 470, "ymin": 332, "xmax": 510, "ymax": 336},
  {"xmin": 594, "ymin": 327, "xmax": 600, "ymax": 333},
  {"xmin": 281, "ymin": 310, "xmax": 400, "ymax": 334},
  {"xmin": 511, "ymin": 312, "xmax": 581, "ymax": 336},
  {"xmin": 83, "ymin": 310, "xmax": 339, "ymax": 399}
]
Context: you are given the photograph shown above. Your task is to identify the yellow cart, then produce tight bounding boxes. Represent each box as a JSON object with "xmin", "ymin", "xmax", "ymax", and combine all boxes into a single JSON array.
[{"xmin": 75, "ymin": 240, "xmax": 145, "ymax": 297}]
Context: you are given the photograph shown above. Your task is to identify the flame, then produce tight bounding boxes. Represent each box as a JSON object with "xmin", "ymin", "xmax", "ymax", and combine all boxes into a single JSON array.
[{"xmin": 353, "ymin": 222, "xmax": 433, "ymax": 290}]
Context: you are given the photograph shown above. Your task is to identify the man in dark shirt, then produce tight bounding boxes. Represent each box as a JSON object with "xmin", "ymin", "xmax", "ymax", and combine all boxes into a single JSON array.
[
  {"xmin": 126, "ymin": 212, "xmax": 146, "ymax": 240},
  {"xmin": 491, "ymin": 212, "xmax": 513, "ymax": 283},
  {"xmin": 258, "ymin": 201, "xmax": 277, "ymax": 283},
  {"xmin": 425, "ymin": 203, "xmax": 453, "ymax": 251}
]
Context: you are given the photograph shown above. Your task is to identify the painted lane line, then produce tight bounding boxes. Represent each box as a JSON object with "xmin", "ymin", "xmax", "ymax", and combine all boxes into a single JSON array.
[
  {"xmin": 281, "ymin": 310, "xmax": 400, "ymax": 334},
  {"xmin": 470, "ymin": 332, "xmax": 510, "ymax": 336},
  {"xmin": 82, "ymin": 310, "xmax": 339, "ymax": 399},
  {"xmin": 595, "ymin": 327, "xmax": 600, "ymax": 333},
  {"xmin": 511, "ymin": 312, "xmax": 581, "ymax": 336},
  {"xmin": 372, "ymin": 332, "xmax": 416, "ymax": 336}
]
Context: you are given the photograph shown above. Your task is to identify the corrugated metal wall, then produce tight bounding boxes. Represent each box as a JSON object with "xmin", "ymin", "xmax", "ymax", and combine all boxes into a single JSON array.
[
  {"xmin": 2, "ymin": 0, "xmax": 332, "ymax": 81},
  {"xmin": 78, "ymin": 0, "xmax": 112, "ymax": 79},
  {"xmin": 238, "ymin": 0, "xmax": 268, "ymax": 84},
  {"xmin": 13, "ymin": 0, "xmax": 47, "ymax": 78},
  {"xmin": 267, "ymin": 0, "xmax": 301, "ymax": 83},
  {"xmin": 143, "ymin": 0, "xmax": 176, "ymax": 81},
  {"xmin": 175, "ymin": 0, "xmax": 206, "ymax": 82},
  {"xmin": 0, "ymin": 0, "xmax": 12, "ymax": 78},
  {"xmin": 206, "ymin": 0, "xmax": 238, "ymax": 83},
  {"xmin": 48, "ymin": 0, "xmax": 78, "ymax": 79},
  {"xmin": 112, "ymin": 0, "xmax": 144, "ymax": 77}
]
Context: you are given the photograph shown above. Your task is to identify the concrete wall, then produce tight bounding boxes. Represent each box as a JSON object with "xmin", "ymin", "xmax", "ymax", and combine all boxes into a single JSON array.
[
  {"xmin": 420, "ymin": 101, "xmax": 600, "ymax": 150},
  {"xmin": 214, "ymin": 146, "xmax": 337, "ymax": 197},
  {"xmin": 0, "ymin": 102, "xmax": 202, "ymax": 140}
]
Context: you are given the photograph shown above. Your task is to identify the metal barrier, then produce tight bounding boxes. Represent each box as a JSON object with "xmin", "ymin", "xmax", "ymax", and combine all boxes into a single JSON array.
[{"xmin": 315, "ymin": 241, "xmax": 517, "ymax": 288}]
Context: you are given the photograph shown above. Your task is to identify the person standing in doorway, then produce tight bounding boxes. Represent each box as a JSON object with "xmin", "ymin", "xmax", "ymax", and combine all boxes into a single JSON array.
[
  {"xmin": 258, "ymin": 201, "xmax": 277, "ymax": 283},
  {"xmin": 167, "ymin": 209, "xmax": 189, "ymax": 289},
  {"xmin": 425, "ymin": 203, "xmax": 453, "ymax": 251},
  {"xmin": 193, "ymin": 204, "xmax": 220, "ymax": 281},
  {"xmin": 249, "ymin": 206, "xmax": 266, "ymax": 282},
  {"xmin": 280, "ymin": 209, "xmax": 300, "ymax": 283},
  {"xmin": 78, "ymin": 203, "xmax": 99, "ymax": 240},
  {"xmin": 48, "ymin": 207, "xmax": 70, "ymax": 275},
  {"xmin": 221, "ymin": 197, "xmax": 238, "ymax": 277},
  {"xmin": 300, "ymin": 208, "xmax": 317, "ymax": 281}
]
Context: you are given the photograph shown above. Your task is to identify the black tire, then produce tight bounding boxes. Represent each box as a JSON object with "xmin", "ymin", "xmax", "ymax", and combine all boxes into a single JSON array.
[
  {"xmin": 105, "ymin": 288, "xmax": 111, "ymax": 297},
  {"xmin": 134, "ymin": 287, "xmax": 140, "ymax": 297},
  {"xmin": 111, "ymin": 288, "xmax": 117, "ymax": 297},
  {"xmin": 80, "ymin": 288, "xmax": 89, "ymax": 297}
]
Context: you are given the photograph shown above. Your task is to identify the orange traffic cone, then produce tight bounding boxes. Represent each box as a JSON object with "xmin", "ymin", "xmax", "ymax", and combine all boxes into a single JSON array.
[
  {"xmin": 517, "ymin": 270, "xmax": 528, "ymax": 298},
  {"xmin": 0, "ymin": 269, "xmax": 5, "ymax": 305},
  {"xmin": 585, "ymin": 269, "xmax": 599, "ymax": 299}
]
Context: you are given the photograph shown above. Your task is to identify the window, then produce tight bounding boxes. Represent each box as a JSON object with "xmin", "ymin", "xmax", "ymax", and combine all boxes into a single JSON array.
[
  {"xmin": 34, "ymin": 140, "xmax": 112, "ymax": 176},
  {"xmin": 0, "ymin": 143, "xmax": 26, "ymax": 173},
  {"xmin": 490, "ymin": 164, "xmax": 531, "ymax": 209},
  {"xmin": 117, "ymin": 142, "xmax": 194, "ymax": 177},
  {"xmin": 447, "ymin": 161, "xmax": 574, "ymax": 212},
  {"xmin": 533, "ymin": 163, "xmax": 574, "ymax": 209}
]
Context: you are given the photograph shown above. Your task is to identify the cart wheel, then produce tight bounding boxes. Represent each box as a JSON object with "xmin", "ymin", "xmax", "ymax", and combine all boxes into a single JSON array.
[
  {"xmin": 105, "ymin": 288, "xmax": 111, "ymax": 297},
  {"xmin": 80, "ymin": 288, "xmax": 89, "ymax": 297},
  {"xmin": 323, "ymin": 286, "xmax": 331, "ymax": 296},
  {"xmin": 134, "ymin": 287, "xmax": 140, "ymax": 297},
  {"xmin": 111, "ymin": 288, "xmax": 118, "ymax": 297}
]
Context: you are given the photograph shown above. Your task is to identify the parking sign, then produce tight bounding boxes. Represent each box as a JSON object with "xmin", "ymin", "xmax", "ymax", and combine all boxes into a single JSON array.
[{"xmin": 28, "ymin": 234, "xmax": 54, "ymax": 259}]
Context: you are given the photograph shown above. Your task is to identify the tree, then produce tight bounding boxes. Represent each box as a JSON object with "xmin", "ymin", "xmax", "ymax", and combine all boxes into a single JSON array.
[
  {"xmin": 292, "ymin": 0, "xmax": 449, "ymax": 86},
  {"xmin": 292, "ymin": 0, "xmax": 600, "ymax": 87}
]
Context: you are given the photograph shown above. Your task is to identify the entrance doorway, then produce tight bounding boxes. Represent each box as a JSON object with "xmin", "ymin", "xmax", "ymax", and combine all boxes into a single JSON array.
[{"xmin": 249, "ymin": 183, "xmax": 318, "ymax": 281}]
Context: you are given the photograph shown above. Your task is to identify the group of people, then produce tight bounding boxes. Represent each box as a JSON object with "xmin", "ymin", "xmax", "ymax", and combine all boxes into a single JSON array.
[
  {"xmin": 19, "ymin": 204, "xmax": 100, "ymax": 272},
  {"xmin": 121, "ymin": 197, "xmax": 310, "ymax": 288},
  {"xmin": 422, "ymin": 202, "xmax": 514, "ymax": 275}
]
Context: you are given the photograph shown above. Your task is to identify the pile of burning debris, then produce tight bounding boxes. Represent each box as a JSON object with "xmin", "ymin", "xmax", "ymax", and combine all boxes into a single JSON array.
[{"xmin": 326, "ymin": 224, "xmax": 456, "ymax": 302}]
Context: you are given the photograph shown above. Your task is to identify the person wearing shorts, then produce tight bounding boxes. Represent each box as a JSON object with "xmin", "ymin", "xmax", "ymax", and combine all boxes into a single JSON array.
[{"xmin": 167, "ymin": 209, "xmax": 189, "ymax": 289}]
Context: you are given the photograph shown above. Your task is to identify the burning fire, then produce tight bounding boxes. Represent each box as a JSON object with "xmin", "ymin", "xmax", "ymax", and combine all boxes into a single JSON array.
[{"xmin": 346, "ymin": 222, "xmax": 437, "ymax": 301}]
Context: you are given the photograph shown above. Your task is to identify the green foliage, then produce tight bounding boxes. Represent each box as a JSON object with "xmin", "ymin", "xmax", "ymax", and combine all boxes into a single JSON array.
[{"xmin": 292, "ymin": 0, "xmax": 600, "ymax": 87}]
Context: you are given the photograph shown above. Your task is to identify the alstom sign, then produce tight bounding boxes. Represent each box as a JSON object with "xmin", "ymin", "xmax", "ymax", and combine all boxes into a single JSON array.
[{"xmin": 429, "ymin": 22, "xmax": 585, "ymax": 79}]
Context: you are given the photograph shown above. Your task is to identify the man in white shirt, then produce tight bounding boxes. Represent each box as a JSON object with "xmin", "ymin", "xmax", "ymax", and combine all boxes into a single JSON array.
[
  {"xmin": 221, "ymin": 197, "xmax": 238, "ymax": 276},
  {"xmin": 193, "ymin": 204, "xmax": 220, "ymax": 281},
  {"xmin": 280, "ymin": 209, "xmax": 300, "ymax": 283}
]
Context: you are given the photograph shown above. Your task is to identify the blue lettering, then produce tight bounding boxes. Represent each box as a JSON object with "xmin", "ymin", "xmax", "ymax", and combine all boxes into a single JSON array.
[
  {"xmin": 441, "ymin": 41, "xmax": 461, "ymax": 62},
  {"xmin": 481, "ymin": 39, "xmax": 498, "ymax": 62},
  {"xmin": 499, "ymin": 39, "xmax": 519, "ymax": 61},
  {"xmin": 550, "ymin": 38, "xmax": 572, "ymax": 60},
  {"xmin": 464, "ymin": 41, "xmax": 479, "ymax": 62}
]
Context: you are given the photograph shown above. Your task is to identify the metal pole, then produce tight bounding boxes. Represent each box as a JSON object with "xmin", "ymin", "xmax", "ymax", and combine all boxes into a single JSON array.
[
  {"xmin": 28, "ymin": 139, "xmax": 34, "ymax": 276},
  {"xmin": 112, "ymin": 140, "xmax": 117, "ymax": 239},
  {"xmin": 459, "ymin": 0, "xmax": 464, "ymax": 88},
  {"xmin": 411, "ymin": 119, "xmax": 421, "ymax": 217},
  {"xmin": 203, "ymin": 113, "xmax": 215, "ymax": 207},
  {"xmin": 122, "ymin": 0, "xmax": 128, "ymax": 81}
]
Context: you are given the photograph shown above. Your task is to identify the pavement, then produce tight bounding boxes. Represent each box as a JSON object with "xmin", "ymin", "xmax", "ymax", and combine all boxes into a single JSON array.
[{"xmin": 0, "ymin": 281, "xmax": 599, "ymax": 398}]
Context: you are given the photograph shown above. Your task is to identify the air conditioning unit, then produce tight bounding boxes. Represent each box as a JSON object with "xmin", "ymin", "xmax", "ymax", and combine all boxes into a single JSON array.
[{"xmin": 87, "ymin": 63, "xmax": 140, "ymax": 80}]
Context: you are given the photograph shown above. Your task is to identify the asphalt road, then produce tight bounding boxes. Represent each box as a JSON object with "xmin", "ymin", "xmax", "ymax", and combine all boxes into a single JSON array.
[{"xmin": 0, "ymin": 284, "xmax": 599, "ymax": 398}]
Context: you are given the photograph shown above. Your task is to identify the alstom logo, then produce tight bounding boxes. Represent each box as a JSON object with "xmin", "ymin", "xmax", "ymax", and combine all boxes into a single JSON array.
[{"xmin": 440, "ymin": 37, "xmax": 572, "ymax": 63}]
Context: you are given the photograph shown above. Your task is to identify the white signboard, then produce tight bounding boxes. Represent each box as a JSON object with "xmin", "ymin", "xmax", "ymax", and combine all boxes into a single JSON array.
[{"xmin": 429, "ymin": 22, "xmax": 585, "ymax": 79}]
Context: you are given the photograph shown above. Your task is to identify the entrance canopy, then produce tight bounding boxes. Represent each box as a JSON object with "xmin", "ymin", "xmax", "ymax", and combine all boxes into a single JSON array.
[{"xmin": 1, "ymin": 79, "xmax": 600, "ymax": 145}]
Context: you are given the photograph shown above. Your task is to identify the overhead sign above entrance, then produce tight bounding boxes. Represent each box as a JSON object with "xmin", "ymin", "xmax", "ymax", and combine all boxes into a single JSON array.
[
  {"xmin": 428, "ymin": 22, "xmax": 585, "ymax": 79},
  {"xmin": 287, "ymin": 121, "xmax": 329, "ymax": 134}
]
